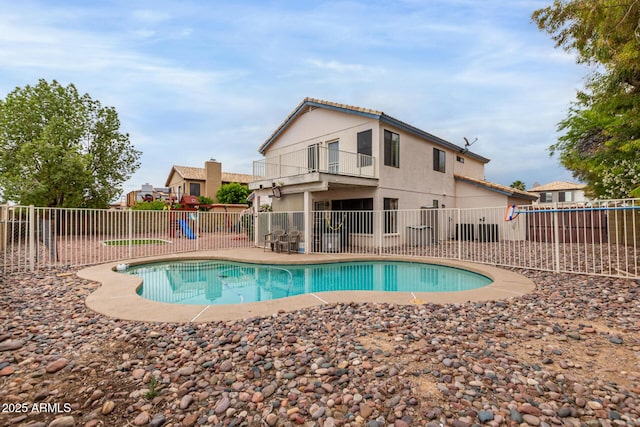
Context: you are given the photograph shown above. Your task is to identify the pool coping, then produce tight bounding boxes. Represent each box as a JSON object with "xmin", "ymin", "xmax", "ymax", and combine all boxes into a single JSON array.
[{"xmin": 77, "ymin": 248, "xmax": 535, "ymax": 323}]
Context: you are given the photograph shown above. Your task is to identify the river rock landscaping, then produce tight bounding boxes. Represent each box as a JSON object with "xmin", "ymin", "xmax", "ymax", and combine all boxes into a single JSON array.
[{"xmin": 1, "ymin": 267, "xmax": 639, "ymax": 426}]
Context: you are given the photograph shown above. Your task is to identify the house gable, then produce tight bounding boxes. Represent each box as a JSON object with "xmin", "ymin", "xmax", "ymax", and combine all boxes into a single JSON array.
[{"xmin": 259, "ymin": 97, "xmax": 490, "ymax": 165}]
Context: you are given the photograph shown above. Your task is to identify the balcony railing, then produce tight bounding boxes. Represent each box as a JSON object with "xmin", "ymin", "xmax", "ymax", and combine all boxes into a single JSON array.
[{"xmin": 253, "ymin": 145, "xmax": 376, "ymax": 181}]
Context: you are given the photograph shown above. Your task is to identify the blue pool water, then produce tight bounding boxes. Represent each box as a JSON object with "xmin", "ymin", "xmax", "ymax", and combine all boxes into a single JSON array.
[{"xmin": 123, "ymin": 260, "xmax": 493, "ymax": 305}]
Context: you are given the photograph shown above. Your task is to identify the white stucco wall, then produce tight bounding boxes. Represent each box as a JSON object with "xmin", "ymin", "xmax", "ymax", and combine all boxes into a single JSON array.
[{"xmin": 264, "ymin": 107, "xmax": 379, "ymax": 159}]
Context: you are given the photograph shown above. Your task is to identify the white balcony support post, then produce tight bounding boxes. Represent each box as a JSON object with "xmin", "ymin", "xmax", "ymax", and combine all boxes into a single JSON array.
[{"xmin": 457, "ymin": 208, "xmax": 462, "ymax": 260}]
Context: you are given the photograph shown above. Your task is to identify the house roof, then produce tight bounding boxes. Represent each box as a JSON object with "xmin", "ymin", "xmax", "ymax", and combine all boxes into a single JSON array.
[
  {"xmin": 166, "ymin": 165, "xmax": 253, "ymax": 186},
  {"xmin": 222, "ymin": 172, "xmax": 254, "ymax": 184},
  {"xmin": 171, "ymin": 165, "xmax": 206, "ymax": 181},
  {"xmin": 528, "ymin": 181, "xmax": 586, "ymax": 192},
  {"xmin": 454, "ymin": 174, "xmax": 539, "ymax": 201},
  {"xmin": 259, "ymin": 97, "xmax": 491, "ymax": 164}
]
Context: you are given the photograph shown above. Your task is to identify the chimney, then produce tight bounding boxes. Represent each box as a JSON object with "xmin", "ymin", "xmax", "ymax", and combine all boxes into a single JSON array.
[{"xmin": 205, "ymin": 160, "xmax": 222, "ymax": 201}]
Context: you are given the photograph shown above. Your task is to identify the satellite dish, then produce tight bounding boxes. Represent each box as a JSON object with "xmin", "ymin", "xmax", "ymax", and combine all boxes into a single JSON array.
[
  {"xmin": 460, "ymin": 137, "xmax": 478, "ymax": 154},
  {"xmin": 463, "ymin": 137, "xmax": 478, "ymax": 148}
]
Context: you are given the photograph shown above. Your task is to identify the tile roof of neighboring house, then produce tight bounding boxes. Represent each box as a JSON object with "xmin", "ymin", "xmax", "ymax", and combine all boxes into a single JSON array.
[
  {"xmin": 167, "ymin": 165, "xmax": 253, "ymax": 185},
  {"xmin": 221, "ymin": 172, "xmax": 254, "ymax": 184},
  {"xmin": 528, "ymin": 181, "xmax": 586, "ymax": 192},
  {"xmin": 454, "ymin": 174, "xmax": 539, "ymax": 200},
  {"xmin": 172, "ymin": 165, "xmax": 206, "ymax": 181},
  {"xmin": 259, "ymin": 97, "xmax": 490, "ymax": 164}
]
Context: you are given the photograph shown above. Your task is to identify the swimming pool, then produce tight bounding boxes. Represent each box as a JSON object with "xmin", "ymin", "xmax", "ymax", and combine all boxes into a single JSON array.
[{"xmin": 123, "ymin": 260, "xmax": 493, "ymax": 305}]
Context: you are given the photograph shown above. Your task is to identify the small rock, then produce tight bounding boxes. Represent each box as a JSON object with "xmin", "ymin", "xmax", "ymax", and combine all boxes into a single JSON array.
[
  {"xmin": 46, "ymin": 358, "xmax": 69, "ymax": 373},
  {"xmin": 219, "ymin": 359, "xmax": 233, "ymax": 372},
  {"xmin": 177, "ymin": 366, "xmax": 194, "ymax": 376},
  {"xmin": 47, "ymin": 416, "xmax": 75, "ymax": 427},
  {"xmin": 522, "ymin": 414, "xmax": 540, "ymax": 426},
  {"xmin": 0, "ymin": 339, "xmax": 25, "ymax": 352},
  {"xmin": 265, "ymin": 413, "xmax": 278, "ymax": 426},
  {"xmin": 215, "ymin": 396, "xmax": 230, "ymax": 414},
  {"xmin": 132, "ymin": 368, "xmax": 146, "ymax": 380},
  {"xmin": 101, "ymin": 400, "xmax": 115, "ymax": 415},
  {"xmin": 360, "ymin": 403, "xmax": 373, "ymax": 418},
  {"xmin": 0, "ymin": 366, "xmax": 15, "ymax": 376},
  {"xmin": 180, "ymin": 394, "xmax": 193, "ymax": 410},
  {"xmin": 149, "ymin": 414, "xmax": 167, "ymax": 427},
  {"xmin": 478, "ymin": 410, "xmax": 494, "ymax": 422},
  {"xmin": 182, "ymin": 413, "xmax": 198, "ymax": 426},
  {"xmin": 133, "ymin": 411, "xmax": 150, "ymax": 426}
]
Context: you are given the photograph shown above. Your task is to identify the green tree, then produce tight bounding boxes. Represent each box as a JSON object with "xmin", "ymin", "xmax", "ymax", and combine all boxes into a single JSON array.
[
  {"xmin": 510, "ymin": 180, "xmax": 526, "ymax": 191},
  {"xmin": 532, "ymin": 1, "xmax": 640, "ymax": 198},
  {"xmin": 216, "ymin": 182, "xmax": 249, "ymax": 204},
  {"xmin": 0, "ymin": 79, "xmax": 141, "ymax": 207},
  {"xmin": 197, "ymin": 195, "xmax": 214, "ymax": 211}
]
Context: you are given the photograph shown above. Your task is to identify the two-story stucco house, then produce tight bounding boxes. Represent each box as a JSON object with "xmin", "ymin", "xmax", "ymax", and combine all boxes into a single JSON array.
[
  {"xmin": 248, "ymin": 98, "xmax": 537, "ymax": 252},
  {"xmin": 249, "ymin": 98, "xmax": 536, "ymax": 212},
  {"xmin": 528, "ymin": 181, "xmax": 588, "ymax": 204}
]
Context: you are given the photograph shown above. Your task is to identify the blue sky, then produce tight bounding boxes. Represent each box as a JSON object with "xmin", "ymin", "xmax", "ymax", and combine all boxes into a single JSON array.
[{"xmin": 0, "ymin": 0, "xmax": 586, "ymax": 198}]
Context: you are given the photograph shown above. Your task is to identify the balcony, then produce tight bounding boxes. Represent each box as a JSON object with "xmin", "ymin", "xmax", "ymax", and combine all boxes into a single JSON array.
[{"xmin": 251, "ymin": 145, "xmax": 377, "ymax": 189}]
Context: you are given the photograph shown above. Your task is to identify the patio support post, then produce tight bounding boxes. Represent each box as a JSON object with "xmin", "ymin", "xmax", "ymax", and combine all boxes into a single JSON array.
[
  {"xmin": 303, "ymin": 191, "xmax": 312, "ymax": 253},
  {"xmin": 457, "ymin": 208, "xmax": 462, "ymax": 261},
  {"xmin": 28, "ymin": 205, "xmax": 35, "ymax": 271}
]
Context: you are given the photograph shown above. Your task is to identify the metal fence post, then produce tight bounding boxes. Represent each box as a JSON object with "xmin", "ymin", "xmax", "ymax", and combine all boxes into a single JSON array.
[
  {"xmin": 28, "ymin": 205, "xmax": 35, "ymax": 271},
  {"xmin": 253, "ymin": 211, "xmax": 259, "ymax": 248},
  {"xmin": 377, "ymin": 210, "xmax": 383, "ymax": 255},
  {"xmin": 195, "ymin": 212, "xmax": 200, "ymax": 251},
  {"xmin": 128, "ymin": 209, "xmax": 133, "ymax": 259},
  {"xmin": 553, "ymin": 203, "xmax": 561, "ymax": 273}
]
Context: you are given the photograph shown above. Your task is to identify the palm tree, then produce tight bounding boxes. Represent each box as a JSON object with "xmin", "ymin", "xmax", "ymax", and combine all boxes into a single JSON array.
[{"xmin": 510, "ymin": 180, "xmax": 526, "ymax": 191}]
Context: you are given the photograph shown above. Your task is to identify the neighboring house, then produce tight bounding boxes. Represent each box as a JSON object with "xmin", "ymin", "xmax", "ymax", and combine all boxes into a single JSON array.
[
  {"xmin": 125, "ymin": 183, "xmax": 171, "ymax": 207},
  {"xmin": 249, "ymin": 98, "xmax": 537, "ymax": 211},
  {"xmin": 528, "ymin": 181, "xmax": 588, "ymax": 204},
  {"xmin": 165, "ymin": 160, "xmax": 253, "ymax": 202}
]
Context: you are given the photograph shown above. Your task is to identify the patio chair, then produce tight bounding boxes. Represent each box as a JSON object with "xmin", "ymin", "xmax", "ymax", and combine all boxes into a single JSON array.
[
  {"xmin": 264, "ymin": 229, "xmax": 285, "ymax": 252},
  {"xmin": 281, "ymin": 230, "xmax": 301, "ymax": 254}
]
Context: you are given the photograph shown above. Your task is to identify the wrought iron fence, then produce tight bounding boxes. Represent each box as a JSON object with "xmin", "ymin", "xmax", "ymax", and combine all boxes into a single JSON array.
[
  {"xmin": 2, "ymin": 200, "xmax": 639, "ymax": 278},
  {"xmin": 1, "ymin": 206, "xmax": 254, "ymax": 272}
]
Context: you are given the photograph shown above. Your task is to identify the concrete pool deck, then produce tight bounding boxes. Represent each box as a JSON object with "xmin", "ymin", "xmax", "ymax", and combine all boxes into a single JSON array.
[{"xmin": 78, "ymin": 248, "xmax": 536, "ymax": 323}]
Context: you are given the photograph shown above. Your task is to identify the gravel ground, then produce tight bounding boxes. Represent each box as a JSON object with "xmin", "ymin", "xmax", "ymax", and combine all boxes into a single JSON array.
[{"xmin": 1, "ymin": 266, "xmax": 639, "ymax": 427}]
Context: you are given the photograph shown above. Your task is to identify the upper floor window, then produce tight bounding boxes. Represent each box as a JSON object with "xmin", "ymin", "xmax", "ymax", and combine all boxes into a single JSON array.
[
  {"xmin": 357, "ymin": 129, "xmax": 373, "ymax": 167},
  {"xmin": 189, "ymin": 182, "xmax": 201, "ymax": 197},
  {"xmin": 559, "ymin": 191, "xmax": 573, "ymax": 202},
  {"xmin": 433, "ymin": 148, "xmax": 445, "ymax": 173},
  {"xmin": 384, "ymin": 130, "xmax": 399, "ymax": 168},
  {"xmin": 540, "ymin": 192, "xmax": 553, "ymax": 203}
]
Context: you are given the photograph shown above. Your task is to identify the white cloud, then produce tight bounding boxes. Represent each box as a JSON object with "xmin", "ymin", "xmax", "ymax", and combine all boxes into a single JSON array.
[
  {"xmin": 306, "ymin": 59, "xmax": 364, "ymax": 73},
  {"xmin": 0, "ymin": 0, "xmax": 587, "ymax": 193}
]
